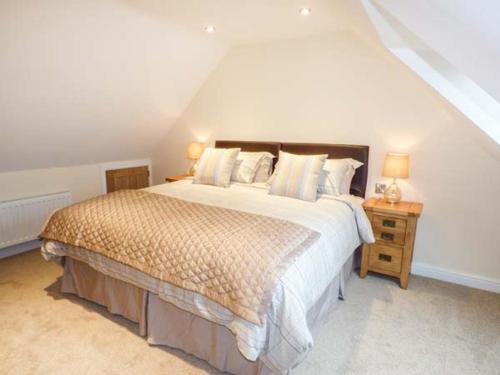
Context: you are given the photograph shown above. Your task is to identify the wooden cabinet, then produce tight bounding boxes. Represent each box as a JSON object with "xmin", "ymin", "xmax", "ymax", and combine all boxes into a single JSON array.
[
  {"xmin": 360, "ymin": 198, "xmax": 423, "ymax": 289},
  {"xmin": 106, "ymin": 166, "xmax": 149, "ymax": 193}
]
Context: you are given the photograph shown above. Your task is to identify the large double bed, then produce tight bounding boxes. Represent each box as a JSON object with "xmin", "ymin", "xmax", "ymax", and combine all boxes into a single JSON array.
[{"xmin": 40, "ymin": 141, "xmax": 373, "ymax": 375}]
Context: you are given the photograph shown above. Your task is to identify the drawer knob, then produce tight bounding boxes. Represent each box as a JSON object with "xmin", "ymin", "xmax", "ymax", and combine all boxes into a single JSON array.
[
  {"xmin": 381, "ymin": 232, "xmax": 394, "ymax": 241},
  {"xmin": 382, "ymin": 219, "xmax": 396, "ymax": 228},
  {"xmin": 379, "ymin": 254, "xmax": 392, "ymax": 262}
]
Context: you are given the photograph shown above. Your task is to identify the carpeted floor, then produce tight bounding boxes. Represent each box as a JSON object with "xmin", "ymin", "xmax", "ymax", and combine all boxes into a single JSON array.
[{"xmin": 0, "ymin": 250, "xmax": 499, "ymax": 375}]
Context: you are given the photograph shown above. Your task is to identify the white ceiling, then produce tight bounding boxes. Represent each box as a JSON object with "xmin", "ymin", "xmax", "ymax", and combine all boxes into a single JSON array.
[
  {"xmin": 123, "ymin": 0, "xmax": 351, "ymax": 45},
  {"xmin": 2, "ymin": 0, "xmax": 497, "ymax": 172},
  {"xmin": 0, "ymin": 0, "xmax": 356, "ymax": 172}
]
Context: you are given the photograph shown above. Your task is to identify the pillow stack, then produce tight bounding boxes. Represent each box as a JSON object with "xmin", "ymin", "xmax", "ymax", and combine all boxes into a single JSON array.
[
  {"xmin": 192, "ymin": 147, "xmax": 363, "ymax": 201},
  {"xmin": 193, "ymin": 148, "xmax": 274, "ymax": 187}
]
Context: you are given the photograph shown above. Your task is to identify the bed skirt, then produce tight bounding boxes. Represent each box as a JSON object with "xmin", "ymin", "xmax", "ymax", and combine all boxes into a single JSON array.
[{"xmin": 61, "ymin": 252, "xmax": 357, "ymax": 375}]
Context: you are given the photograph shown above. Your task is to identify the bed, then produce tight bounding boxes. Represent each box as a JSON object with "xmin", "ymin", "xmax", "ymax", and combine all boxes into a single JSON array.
[{"xmin": 40, "ymin": 141, "xmax": 372, "ymax": 375}]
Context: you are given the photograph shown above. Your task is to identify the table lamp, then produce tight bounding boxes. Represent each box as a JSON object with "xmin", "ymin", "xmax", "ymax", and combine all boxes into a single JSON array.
[
  {"xmin": 382, "ymin": 153, "xmax": 409, "ymax": 204},
  {"xmin": 187, "ymin": 142, "xmax": 205, "ymax": 175}
]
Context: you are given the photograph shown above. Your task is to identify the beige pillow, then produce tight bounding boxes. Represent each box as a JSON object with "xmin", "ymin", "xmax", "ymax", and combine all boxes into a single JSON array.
[
  {"xmin": 193, "ymin": 148, "xmax": 240, "ymax": 187},
  {"xmin": 269, "ymin": 151, "xmax": 327, "ymax": 202}
]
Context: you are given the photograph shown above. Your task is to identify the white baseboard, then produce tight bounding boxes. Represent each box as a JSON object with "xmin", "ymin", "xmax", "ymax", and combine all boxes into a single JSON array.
[
  {"xmin": 412, "ymin": 262, "xmax": 500, "ymax": 294},
  {"xmin": 0, "ymin": 240, "xmax": 41, "ymax": 259}
]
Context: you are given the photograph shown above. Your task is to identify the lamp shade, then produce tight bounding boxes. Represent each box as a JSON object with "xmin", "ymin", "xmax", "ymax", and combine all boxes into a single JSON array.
[
  {"xmin": 187, "ymin": 142, "xmax": 205, "ymax": 160},
  {"xmin": 382, "ymin": 153, "xmax": 409, "ymax": 179}
]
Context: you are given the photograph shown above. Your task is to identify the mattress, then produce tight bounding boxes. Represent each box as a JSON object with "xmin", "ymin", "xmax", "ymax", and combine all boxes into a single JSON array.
[{"xmin": 42, "ymin": 180, "xmax": 374, "ymax": 373}]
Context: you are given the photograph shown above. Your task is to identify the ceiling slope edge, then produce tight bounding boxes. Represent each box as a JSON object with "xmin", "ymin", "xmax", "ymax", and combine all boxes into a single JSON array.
[{"xmin": 363, "ymin": 0, "xmax": 500, "ymax": 145}]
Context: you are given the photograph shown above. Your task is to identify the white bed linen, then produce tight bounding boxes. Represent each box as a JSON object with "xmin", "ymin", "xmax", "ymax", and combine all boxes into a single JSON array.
[{"xmin": 42, "ymin": 180, "xmax": 374, "ymax": 374}]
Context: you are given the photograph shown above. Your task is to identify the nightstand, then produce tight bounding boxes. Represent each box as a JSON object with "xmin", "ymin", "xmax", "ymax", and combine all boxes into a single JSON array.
[
  {"xmin": 360, "ymin": 198, "xmax": 423, "ymax": 289},
  {"xmin": 165, "ymin": 174, "xmax": 191, "ymax": 183}
]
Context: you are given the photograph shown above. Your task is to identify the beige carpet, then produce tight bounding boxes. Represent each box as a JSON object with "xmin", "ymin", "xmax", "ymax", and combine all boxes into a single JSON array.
[{"xmin": 0, "ymin": 250, "xmax": 498, "ymax": 375}]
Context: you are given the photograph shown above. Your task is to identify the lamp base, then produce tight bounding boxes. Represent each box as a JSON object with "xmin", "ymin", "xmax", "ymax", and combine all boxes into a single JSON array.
[
  {"xmin": 188, "ymin": 160, "xmax": 198, "ymax": 176},
  {"xmin": 384, "ymin": 181, "xmax": 402, "ymax": 204}
]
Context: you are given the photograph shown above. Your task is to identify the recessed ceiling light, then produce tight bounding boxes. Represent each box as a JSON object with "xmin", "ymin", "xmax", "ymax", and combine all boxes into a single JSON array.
[
  {"xmin": 299, "ymin": 7, "xmax": 312, "ymax": 16},
  {"xmin": 204, "ymin": 25, "xmax": 216, "ymax": 33}
]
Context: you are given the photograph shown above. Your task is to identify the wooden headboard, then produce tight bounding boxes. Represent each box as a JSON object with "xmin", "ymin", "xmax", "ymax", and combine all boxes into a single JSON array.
[{"xmin": 215, "ymin": 140, "xmax": 369, "ymax": 198}]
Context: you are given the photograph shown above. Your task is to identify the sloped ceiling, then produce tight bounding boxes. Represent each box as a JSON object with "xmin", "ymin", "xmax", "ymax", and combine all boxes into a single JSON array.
[
  {"xmin": 0, "ymin": 0, "xmax": 352, "ymax": 172},
  {"xmin": 361, "ymin": 0, "xmax": 500, "ymax": 144},
  {"xmin": 374, "ymin": 0, "xmax": 500, "ymax": 102},
  {"xmin": 0, "ymin": 1, "xmax": 228, "ymax": 172},
  {"xmin": 2, "ymin": 0, "xmax": 497, "ymax": 173}
]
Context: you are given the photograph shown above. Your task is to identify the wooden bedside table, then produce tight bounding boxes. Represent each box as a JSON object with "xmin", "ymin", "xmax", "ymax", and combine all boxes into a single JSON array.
[
  {"xmin": 360, "ymin": 198, "xmax": 423, "ymax": 289},
  {"xmin": 165, "ymin": 174, "xmax": 191, "ymax": 183}
]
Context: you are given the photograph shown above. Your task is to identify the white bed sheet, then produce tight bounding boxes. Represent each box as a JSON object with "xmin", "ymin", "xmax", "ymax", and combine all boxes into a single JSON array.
[{"xmin": 42, "ymin": 180, "xmax": 374, "ymax": 374}]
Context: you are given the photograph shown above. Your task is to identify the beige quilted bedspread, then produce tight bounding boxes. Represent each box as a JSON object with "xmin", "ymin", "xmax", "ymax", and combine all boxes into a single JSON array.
[{"xmin": 40, "ymin": 189, "xmax": 320, "ymax": 325}]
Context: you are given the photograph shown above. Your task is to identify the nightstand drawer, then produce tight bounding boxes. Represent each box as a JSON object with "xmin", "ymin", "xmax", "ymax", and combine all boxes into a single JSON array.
[
  {"xmin": 373, "ymin": 215, "xmax": 407, "ymax": 245},
  {"xmin": 368, "ymin": 244, "xmax": 402, "ymax": 274}
]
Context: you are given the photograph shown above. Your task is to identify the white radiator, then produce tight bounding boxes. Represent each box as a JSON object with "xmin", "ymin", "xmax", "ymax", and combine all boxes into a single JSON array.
[{"xmin": 0, "ymin": 192, "xmax": 72, "ymax": 249}]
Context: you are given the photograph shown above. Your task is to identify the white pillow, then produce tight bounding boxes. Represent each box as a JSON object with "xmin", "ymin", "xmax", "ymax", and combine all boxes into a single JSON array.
[
  {"xmin": 340, "ymin": 160, "xmax": 363, "ymax": 194},
  {"xmin": 193, "ymin": 148, "xmax": 240, "ymax": 187},
  {"xmin": 269, "ymin": 151, "xmax": 327, "ymax": 202},
  {"xmin": 252, "ymin": 153, "xmax": 275, "ymax": 183},
  {"xmin": 318, "ymin": 158, "xmax": 363, "ymax": 196},
  {"xmin": 231, "ymin": 151, "xmax": 274, "ymax": 183}
]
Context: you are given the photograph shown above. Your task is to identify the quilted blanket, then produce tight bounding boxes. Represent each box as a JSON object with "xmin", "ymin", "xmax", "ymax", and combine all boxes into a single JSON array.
[{"xmin": 40, "ymin": 189, "xmax": 320, "ymax": 325}]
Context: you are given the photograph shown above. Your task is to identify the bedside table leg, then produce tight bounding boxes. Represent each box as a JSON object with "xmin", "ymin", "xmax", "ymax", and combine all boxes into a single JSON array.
[
  {"xmin": 399, "ymin": 275, "xmax": 409, "ymax": 289},
  {"xmin": 399, "ymin": 217, "xmax": 417, "ymax": 289},
  {"xmin": 360, "ymin": 243, "xmax": 369, "ymax": 278}
]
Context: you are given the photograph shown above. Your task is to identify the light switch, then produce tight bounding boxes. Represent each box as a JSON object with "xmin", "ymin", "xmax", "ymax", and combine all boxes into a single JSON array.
[{"xmin": 375, "ymin": 183, "xmax": 386, "ymax": 194}]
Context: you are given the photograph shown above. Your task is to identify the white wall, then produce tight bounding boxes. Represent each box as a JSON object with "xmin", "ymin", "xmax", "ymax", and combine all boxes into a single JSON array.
[
  {"xmin": 153, "ymin": 32, "xmax": 500, "ymax": 282},
  {"xmin": 0, "ymin": 0, "xmax": 227, "ymax": 213},
  {"xmin": 0, "ymin": 165, "xmax": 101, "ymax": 204},
  {"xmin": 0, "ymin": 0, "xmax": 227, "ymax": 172}
]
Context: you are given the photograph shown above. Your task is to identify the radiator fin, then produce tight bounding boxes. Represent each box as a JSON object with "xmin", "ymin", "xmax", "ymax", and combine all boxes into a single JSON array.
[{"xmin": 0, "ymin": 192, "xmax": 72, "ymax": 248}]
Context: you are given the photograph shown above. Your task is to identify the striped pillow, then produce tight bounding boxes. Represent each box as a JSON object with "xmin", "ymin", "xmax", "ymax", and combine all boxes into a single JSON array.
[
  {"xmin": 269, "ymin": 151, "xmax": 327, "ymax": 202},
  {"xmin": 193, "ymin": 148, "xmax": 240, "ymax": 187}
]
